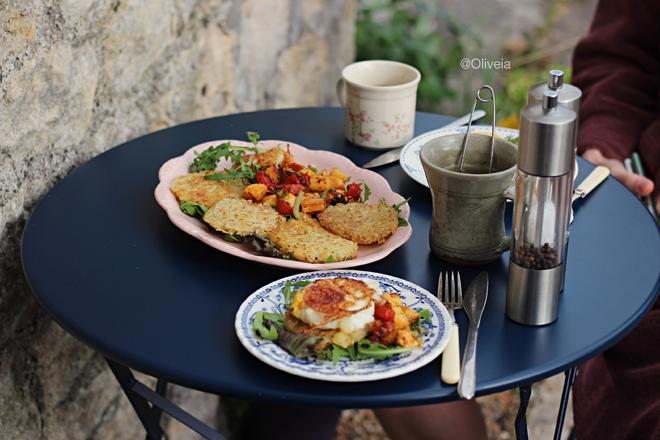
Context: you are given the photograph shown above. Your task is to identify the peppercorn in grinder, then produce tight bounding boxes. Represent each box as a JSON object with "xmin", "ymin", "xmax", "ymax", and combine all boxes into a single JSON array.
[{"xmin": 506, "ymin": 90, "xmax": 577, "ymax": 326}]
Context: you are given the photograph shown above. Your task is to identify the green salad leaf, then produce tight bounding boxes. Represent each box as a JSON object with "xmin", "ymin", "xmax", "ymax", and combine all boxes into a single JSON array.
[
  {"xmin": 204, "ymin": 161, "xmax": 260, "ymax": 182},
  {"xmin": 252, "ymin": 311, "xmax": 322, "ymax": 358},
  {"xmin": 277, "ymin": 331, "xmax": 324, "ymax": 359},
  {"xmin": 189, "ymin": 132, "xmax": 263, "ymax": 173},
  {"xmin": 223, "ymin": 233, "xmax": 243, "ymax": 243},
  {"xmin": 247, "ymin": 131, "xmax": 260, "ymax": 145},
  {"xmin": 282, "ymin": 280, "xmax": 312, "ymax": 308},
  {"xmin": 356, "ymin": 339, "xmax": 412, "ymax": 360},
  {"xmin": 253, "ymin": 311, "xmax": 283, "ymax": 340},
  {"xmin": 360, "ymin": 181, "xmax": 372, "ymax": 203},
  {"xmin": 412, "ymin": 308, "xmax": 431, "ymax": 331},
  {"xmin": 379, "ymin": 196, "xmax": 411, "ymax": 227},
  {"xmin": 179, "ymin": 200, "xmax": 208, "ymax": 218}
]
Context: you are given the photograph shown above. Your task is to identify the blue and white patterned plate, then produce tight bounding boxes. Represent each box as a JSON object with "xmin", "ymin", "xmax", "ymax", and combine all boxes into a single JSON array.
[
  {"xmin": 235, "ymin": 270, "xmax": 452, "ymax": 382},
  {"xmin": 400, "ymin": 125, "xmax": 520, "ymax": 188}
]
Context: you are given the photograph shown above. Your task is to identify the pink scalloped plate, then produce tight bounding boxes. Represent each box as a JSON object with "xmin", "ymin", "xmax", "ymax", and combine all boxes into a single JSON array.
[{"xmin": 154, "ymin": 140, "xmax": 412, "ymax": 270}]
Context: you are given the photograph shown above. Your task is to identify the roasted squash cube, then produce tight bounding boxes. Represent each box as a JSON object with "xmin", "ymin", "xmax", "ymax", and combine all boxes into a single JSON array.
[
  {"xmin": 265, "ymin": 165, "xmax": 280, "ymax": 183},
  {"xmin": 309, "ymin": 175, "xmax": 330, "ymax": 192},
  {"xmin": 262, "ymin": 194, "xmax": 277, "ymax": 207},
  {"xmin": 330, "ymin": 168, "xmax": 348, "ymax": 181},
  {"xmin": 243, "ymin": 183, "xmax": 268, "ymax": 202},
  {"xmin": 328, "ymin": 175, "xmax": 345, "ymax": 190},
  {"xmin": 301, "ymin": 197, "xmax": 326, "ymax": 214},
  {"xmin": 282, "ymin": 192, "xmax": 296, "ymax": 207}
]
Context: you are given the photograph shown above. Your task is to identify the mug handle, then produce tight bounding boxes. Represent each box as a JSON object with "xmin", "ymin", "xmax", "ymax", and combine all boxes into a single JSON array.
[
  {"xmin": 500, "ymin": 185, "xmax": 516, "ymax": 251},
  {"xmin": 336, "ymin": 78, "xmax": 346, "ymax": 107}
]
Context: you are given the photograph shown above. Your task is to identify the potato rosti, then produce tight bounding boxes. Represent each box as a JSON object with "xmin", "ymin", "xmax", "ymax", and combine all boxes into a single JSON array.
[
  {"xmin": 268, "ymin": 219, "xmax": 358, "ymax": 263},
  {"xmin": 203, "ymin": 199, "xmax": 283, "ymax": 237},
  {"xmin": 317, "ymin": 203, "xmax": 399, "ymax": 244},
  {"xmin": 171, "ymin": 171, "xmax": 243, "ymax": 208}
]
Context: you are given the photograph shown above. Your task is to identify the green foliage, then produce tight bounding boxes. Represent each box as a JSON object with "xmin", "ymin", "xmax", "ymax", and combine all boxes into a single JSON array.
[
  {"xmin": 356, "ymin": 0, "xmax": 477, "ymax": 112},
  {"xmin": 356, "ymin": 0, "xmax": 574, "ymax": 124},
  {"xmin": 498, "ymin": 64, "xmax": 572, "ymax": 124}
]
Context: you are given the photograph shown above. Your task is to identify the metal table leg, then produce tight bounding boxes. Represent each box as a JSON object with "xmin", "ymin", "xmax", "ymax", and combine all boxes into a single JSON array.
[
  {"xmin": 515, "ymin": 384, "xmax": 532, "ymax": 440},
  {"xmin": 106, "ymin": 357, "xmax": 226, "ymax": 440},
  {"xmin": 553, "ymin": 366, "xmax": 578, "ymax": 440}
]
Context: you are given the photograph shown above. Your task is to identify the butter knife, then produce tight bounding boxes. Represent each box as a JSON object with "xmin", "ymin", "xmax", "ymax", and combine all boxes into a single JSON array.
[
  {"xmin": 457, "ymin": 271, "xmax": 489, "ymax": 400},
  {"xmin": 362, "ymin": 110, "xmax": 487, "ymax": 169},
  {"xmin": 572, "ymin": 165, "xmax": 610, "ymax": 203}
]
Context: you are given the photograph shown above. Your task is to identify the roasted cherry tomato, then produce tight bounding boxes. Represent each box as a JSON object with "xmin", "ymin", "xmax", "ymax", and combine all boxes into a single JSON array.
[
  {"xmin": 256, "ymin": 170, "xmax": 275, "ymax": 190},
  {"xmin": 370, "ymin": 319, "xmax": 395, "ymax": 344},
  {"xmin": 346, "ymin": 182, "xmax": 362, "ymax": 201},
  {"xmin": 374, "ymin": 301, "xmax": 395, "ymax": 321},
  {"xmin": 285, "ymin": 173, "xmax": 300, "ymax": 184},
  {"xmin": 298, "ymin": 173, "xmax": 310, "ymax": 187},
  {"xmin": 283, "ymin": 183, "xmax": 305, "ymax": 195},
  {"xmin": 276, "ymin": 197, "xmax": 293, "ymax": 216}
]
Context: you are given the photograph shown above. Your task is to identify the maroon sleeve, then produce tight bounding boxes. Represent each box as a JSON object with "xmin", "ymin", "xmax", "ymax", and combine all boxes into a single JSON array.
[{"xmin": 571, "ymin": 0, "xmax": 660, "ymax": 162}]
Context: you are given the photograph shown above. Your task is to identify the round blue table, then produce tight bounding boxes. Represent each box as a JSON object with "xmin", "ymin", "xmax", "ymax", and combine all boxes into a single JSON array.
[{"xmin": 22, "ymin": 108, "xmax": 660, "ymax": 440}]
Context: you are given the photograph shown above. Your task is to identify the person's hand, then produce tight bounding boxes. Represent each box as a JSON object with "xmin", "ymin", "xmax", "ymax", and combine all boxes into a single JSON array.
[{"xmin": 582, "ymin": 149, "xmax": 654, "ymax": 197}]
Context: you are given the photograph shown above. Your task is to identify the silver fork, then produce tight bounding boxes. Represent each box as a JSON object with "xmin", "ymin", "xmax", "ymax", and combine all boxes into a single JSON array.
[{"xmin": 438, "ymin": 271, "xmax": 462, "ymax": 384}]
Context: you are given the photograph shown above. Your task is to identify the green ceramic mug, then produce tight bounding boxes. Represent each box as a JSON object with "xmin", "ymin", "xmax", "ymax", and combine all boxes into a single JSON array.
[{"xmin": 420, "ymin": 134, "xmax": 518, "ymax": 264}]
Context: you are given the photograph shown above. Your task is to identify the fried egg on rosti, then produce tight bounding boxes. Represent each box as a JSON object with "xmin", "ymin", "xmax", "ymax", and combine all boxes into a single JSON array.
[{"xmin": 290, "ymin": 278, "xmax": 379, "ymax": 347}]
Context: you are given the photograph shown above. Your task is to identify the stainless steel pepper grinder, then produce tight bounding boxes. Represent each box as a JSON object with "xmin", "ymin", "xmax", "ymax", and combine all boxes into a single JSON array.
[
  {"xmin": 506, "ymin": 90, "xmax": 577, "ymax": 326},
  {"xmin": 528, "ymin": 69, "xmax": 582, "ymax": 115},
  {"xmin": 528, "ymin": 69, "xmax": 582, "ymax": 293}
]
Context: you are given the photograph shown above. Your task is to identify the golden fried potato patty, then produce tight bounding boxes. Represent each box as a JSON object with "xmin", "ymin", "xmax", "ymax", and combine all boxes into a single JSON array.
[
  {"xmin": 170, "ymin": 172, "xmax": 244, "ymax": 208},
  {"xmin": 203, "ymin": 199, "xmax": 283, "ymax": 236},
  {"xmin": 268, "ymin": 219, "xmax": 358, "ymax": 263},
  {"xmin": 317, "ymin": 203, "xmax": 399, "ymax": 244}
]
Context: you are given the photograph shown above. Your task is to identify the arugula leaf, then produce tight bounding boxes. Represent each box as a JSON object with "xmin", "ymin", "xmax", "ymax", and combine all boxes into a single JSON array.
[
  {"xmin": 379, "ymin": 197, "xmax": 410, "ymax": 227},
  {"xmin": 204, "ymin": 161, "xmax": 260, "ymax": 182},
  {"xmin": 356, "ymin": 339, "xmax": 412, "ymax": 360},
  {"xmin": 359, "ymin": 181, "xmax": 372, "ymax": 203},
  {"xmin": 283, "ymin": 282, "xmax": 293, "ymax": 308},
  {"xmin": 331, "ymin": 345, "xmax": 349, "ymax": 364},
  {"xmin": 189, "ymin": 142, "xmax": 260, "ymax": 173},
  {"xmin": 326, "ymin": 255, "xmax": 335, "ymax": 263},
  {"xmin": 247, "ymin": 131, "xmax": 260, "ymax": 145},
  {"xmin": 179, "ymin": 200, "xmax": 208, "ymax": 218},
  {"xmin": 189, "ymin": 142, "xmax": 231, "ymax": 172},
  {"xmin": 508, "ymin": 136, "xmax": 519, "ymax": 145},
  {"xmin": 346, "ymin": 343, "xmax": 358, "ymax": 361}
]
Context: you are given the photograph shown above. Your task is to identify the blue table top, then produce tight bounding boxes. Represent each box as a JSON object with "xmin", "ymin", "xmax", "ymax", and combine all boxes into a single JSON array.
[{"xmin": 22, "ymin": 108, "xmax": 660, "ymax": 407}]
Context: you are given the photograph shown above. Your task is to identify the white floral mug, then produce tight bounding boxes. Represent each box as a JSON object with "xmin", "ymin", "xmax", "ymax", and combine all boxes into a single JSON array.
[{"xmin": 336, "ymin": 60, "xmax": 421, "ymax": 149}]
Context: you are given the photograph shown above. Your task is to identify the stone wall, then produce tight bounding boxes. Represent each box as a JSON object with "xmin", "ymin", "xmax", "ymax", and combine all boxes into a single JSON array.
[{"xmin": 0, "ymin": 1, "xmax": 355, "ymax": 438}]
